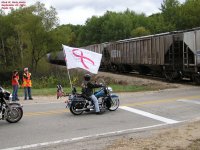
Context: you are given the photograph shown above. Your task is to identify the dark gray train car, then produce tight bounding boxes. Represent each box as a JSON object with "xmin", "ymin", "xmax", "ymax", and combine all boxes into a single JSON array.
[
  {"xmin": 47, "ymin": 28, "xmax": 200, "ymax": 84},
  {"xmin": 47, "ymin": 43, "xmax": 108, "ymax": 67},
  {"xmin": 82, "ymin": 43, "xmax": 110, "ymax": 70},
  {"xmin": 47, "ymin": 51, "xmax": 66, "ymax": 66},
  {"xmin": 97, "ymin": 28, "xmax": 200, "ymax": 83},
  {"xmin": 105, "ymin": 33, "xmax": 176, "ymax": 74}
]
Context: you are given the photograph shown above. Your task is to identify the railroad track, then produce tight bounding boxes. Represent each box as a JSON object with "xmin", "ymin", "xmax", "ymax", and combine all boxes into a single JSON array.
[{"xmin": 99, "ymin": 70, "xmax": 194, "ymax": 86}]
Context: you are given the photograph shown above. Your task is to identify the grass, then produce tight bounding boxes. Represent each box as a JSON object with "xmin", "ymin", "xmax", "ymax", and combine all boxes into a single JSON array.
[
  {"xmin": 7, "ymin": 87, "xmax": 75, "ymax": 96},
  {"xmin": 7, "ymin": 84, "xmax": 150, "ymax": 96},
  {"xmin": 110, "ymin": 84, "xmax": 150, "ymax": 92}
]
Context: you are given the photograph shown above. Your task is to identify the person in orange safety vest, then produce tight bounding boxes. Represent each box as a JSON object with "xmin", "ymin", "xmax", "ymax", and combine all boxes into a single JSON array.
[{"xmin": 22, "ymin": 68, "xmax": 33, "ymax": 100}]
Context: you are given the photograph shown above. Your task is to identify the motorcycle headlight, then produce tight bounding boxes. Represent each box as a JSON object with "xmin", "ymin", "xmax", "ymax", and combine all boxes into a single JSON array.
[
  {"xmin": 108, "ymin": 87, "xmax": 113, "ymax": 92},
  {"xmin": 9, "ymin": 94, "xmax": 13, "ymax": 100},
  {"xmin": 68, "ymin": 94, "xmax": 74, "ymax": 100}
]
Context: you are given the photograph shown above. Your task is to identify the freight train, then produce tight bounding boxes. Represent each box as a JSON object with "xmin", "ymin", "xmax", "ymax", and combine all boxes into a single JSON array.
[{"xmin": 48, "ymin": 27, "xmax": 200, "ymax": 84}]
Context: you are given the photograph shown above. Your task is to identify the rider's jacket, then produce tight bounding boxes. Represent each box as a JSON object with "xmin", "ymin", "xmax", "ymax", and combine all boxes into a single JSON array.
[{"xmin": 82, "ymin": 81, "xmax": 102, "ymax": 97}]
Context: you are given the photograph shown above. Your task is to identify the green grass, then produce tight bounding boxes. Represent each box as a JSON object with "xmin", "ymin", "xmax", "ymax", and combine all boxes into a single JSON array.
[
  {"xmin": 7, "ymin": 87, "xmax": 76, "ymax": 96},
  {"xmin": 7, "ymin": 84, "xmax": 150, "ymax": 96},
  {"xmin": 110, "ymin": 84, "xmax": 150, "ymax": 92}
]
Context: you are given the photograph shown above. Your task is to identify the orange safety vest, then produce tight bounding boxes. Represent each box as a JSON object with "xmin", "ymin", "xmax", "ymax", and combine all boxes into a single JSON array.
[
  {"xmin": 12, "ymin": 75, "xmax": 19, "ymax": 85},
  {"xmin": 22, "ymin": 72, "xmax": 32, "ymax": 87}
]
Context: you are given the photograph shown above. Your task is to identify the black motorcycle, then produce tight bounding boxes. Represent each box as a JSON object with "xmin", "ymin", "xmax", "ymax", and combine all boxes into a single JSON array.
[
  {"xmin": 65, "ymin": 85, "xmax": 120, "ymax": 115},
  {"xmin": 0, "ymin": 87, "xmax": 23, "ymax": 123}
]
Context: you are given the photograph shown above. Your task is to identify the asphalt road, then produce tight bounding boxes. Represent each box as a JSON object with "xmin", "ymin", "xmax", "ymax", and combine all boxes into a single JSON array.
[{"xmin": 0, "ymin": 86, "xmax": 200, "ymax": 150}]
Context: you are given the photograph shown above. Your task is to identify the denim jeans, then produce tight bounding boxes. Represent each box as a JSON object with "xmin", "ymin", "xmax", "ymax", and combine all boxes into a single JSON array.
[
  {"xmin": 12, "ymin": 85, "xmax": 19, "ymax": 101},
  {"xmin": 24, "ymin": 87, "xmax": 32, "ymax": 99},
  {"xmin": 90, "ymin": 95, "xmax": 100, "ymax": 113}
]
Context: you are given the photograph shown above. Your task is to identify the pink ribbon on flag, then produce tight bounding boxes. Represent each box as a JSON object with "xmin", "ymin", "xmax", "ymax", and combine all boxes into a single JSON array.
[{"xmin": 72, "ymin": 49, "xmax": 94, "ymax": 69}]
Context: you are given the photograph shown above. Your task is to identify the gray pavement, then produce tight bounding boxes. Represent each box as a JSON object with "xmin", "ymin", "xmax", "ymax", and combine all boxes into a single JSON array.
[{"xmin": 0, "ymin": 86, "xmax": 200, "ymax": 150}]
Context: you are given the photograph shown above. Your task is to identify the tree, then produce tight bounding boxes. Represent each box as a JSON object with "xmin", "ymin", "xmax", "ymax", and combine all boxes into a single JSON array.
[
  {"xmin": 0, "ymin": 14, "xmax": 7, "ymax": 67},
  {"xmin": 24, "ymin": 15, "xmax": 55, "ymax": 72},
  {"xmin": 8, "ymin": 7, "xmax": 35, "ymax": 68},
  {"xmin": 101, "ymin": 10, "xmax": 135, "ymax": 42},
  {"xmin": 178, "ymin": 0, "xmax": 200, "ymax": 29},
  {"xmin": 147, "ymin": 13, "xmax": 174, "ymax": 33},
  {"xmin": 84, "ymin": 16, "xmax": 103, "ymax": 45},
  {"xmin": 0, "ymin": 13, "xmax": 16, "ymax": 70},
  {"xmin": 131, "ymin": 27, "xmax": 150, "ymax": 37},
  {"xmin": 23, "ymin": 2, "xmax": 59, "ymax": 72},
  {"xmin": 160, "ymin": 0, "xmax": 180, "ymax": 30},
  {"xmin": 33, "ymin": 2, "xmax": 59, "ymax": 31}
]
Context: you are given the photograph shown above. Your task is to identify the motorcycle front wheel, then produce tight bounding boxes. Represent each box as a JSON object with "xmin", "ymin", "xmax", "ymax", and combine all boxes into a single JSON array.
[
  {"xmin": 6, "ymin": 107, "xmax": 23, "ymax": 123},
  {"xmin": 108, "ymin": 97, "xmax": 119, "ymax": 111},
  {"xmin": 70, "ymin": 103, "xmax": 84, "ymax": 115}
]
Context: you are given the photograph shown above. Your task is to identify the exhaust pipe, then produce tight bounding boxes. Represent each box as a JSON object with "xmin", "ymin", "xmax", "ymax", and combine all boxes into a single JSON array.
[
  {"xmin": 76, "ymin": 107, "xmax": 94, "ymax": 112},
  {"xmin": 75, "ymin": 108, "xmax": 88, "ymax": 111}
]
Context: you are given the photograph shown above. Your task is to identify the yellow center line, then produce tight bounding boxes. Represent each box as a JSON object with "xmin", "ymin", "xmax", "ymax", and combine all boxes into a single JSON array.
[
  {"xmin": 24, "ymin": 109, "xmax": 69, "ymax": 117},
  {"xmin": 23, "ymin": 95, "xmax": 200, "ymax": 117}
]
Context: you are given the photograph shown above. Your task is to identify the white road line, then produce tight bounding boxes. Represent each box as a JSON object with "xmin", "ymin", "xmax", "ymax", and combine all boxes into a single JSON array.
[
  {"xmin": 119, "ymin": 106, "xmax": 179, "ymax": 124},
  {"xmin": 177, "ymin": 99, "xmax": 200, "ymax": 105},
  {"xmin": 1, "ymin": 123, "xmax": 168, "ymax": 150}
]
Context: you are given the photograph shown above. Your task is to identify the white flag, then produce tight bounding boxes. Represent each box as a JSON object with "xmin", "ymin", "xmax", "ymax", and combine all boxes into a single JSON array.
[{"xmin": 62, "ymin": 45, "xmax": 102, "ymax": 74}]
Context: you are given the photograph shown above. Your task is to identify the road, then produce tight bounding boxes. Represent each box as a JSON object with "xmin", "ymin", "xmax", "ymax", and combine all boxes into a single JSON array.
[{"xmin": 0, "ymin": 86, "xmax": 200, "ymax": 150}]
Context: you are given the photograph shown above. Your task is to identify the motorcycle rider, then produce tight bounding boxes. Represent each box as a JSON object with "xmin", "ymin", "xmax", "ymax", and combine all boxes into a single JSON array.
[{"xmin": 82, "ymin": 74, "xmax": 103, "ymax": 114}]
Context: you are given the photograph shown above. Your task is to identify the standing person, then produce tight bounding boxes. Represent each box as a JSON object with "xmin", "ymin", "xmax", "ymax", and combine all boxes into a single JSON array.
[
  {"xmin": 22, "ymin": 68, "xmax": 33, "ymax": 100},
  {"xmin": 12, "ymin": 70, "xmax": 20, "ymax": 101},
  {"xmin": 81, "ymin": 74, "xmax": 103, "ymax": 114}
]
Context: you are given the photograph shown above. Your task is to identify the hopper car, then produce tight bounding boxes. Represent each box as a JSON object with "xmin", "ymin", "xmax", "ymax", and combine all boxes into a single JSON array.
[{"xmin": 48, "ymin": 27, "xmax": 200, "ymax": 84}]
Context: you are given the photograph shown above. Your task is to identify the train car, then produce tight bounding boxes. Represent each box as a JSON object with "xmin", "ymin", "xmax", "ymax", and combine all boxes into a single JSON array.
[
  {"xmin": 183, "ymin": 29, "xmax": 200, "ymax": 83},
  {"xmin": 47, "ymin": 28, "xmax": 200, "ymax": 84},
  {"xmin": 47, "ymin": 51, "xmax": 66, "ymax": 66},
  {"xmin": 99, "ymin": 28, "xmax": 200, "ymax": 83},
  {"xmin": 82, "ymin": 43, "xmax": 109, "ymax": 69}
]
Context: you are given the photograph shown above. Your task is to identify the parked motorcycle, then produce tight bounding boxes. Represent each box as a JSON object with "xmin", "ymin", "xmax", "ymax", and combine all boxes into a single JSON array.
[
  {"xmin": 65, "ymin": 83, "xmax": 119, "ymax": 115},
  {"xmin": 0, "ymin": 86, "xmax": 23, "ymax": 123}
]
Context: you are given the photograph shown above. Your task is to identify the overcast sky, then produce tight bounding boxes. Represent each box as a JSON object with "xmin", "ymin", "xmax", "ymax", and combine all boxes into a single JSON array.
[{"xmin": 1, "ymin": 0, "xmax": 186, "ymax": 25}]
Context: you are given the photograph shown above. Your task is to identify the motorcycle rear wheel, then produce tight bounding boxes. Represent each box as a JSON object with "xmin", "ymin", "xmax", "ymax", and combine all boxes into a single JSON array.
[
  {"xmin": 6, "ymin": 107, "xmax": 23, "ymax": 123},
  {"xmin": 70, "ymin": 104, "xmax": 84, "ymax": 115},
  {"xmin": 108, "ymin": 98, "xmax": 119, "ymax": 111}
]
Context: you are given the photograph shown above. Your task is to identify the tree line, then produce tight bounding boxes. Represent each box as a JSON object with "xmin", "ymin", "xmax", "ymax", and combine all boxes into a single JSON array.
[{"xmin": 0, "ymin": 0, "xmax": 200, "ymax": 83}]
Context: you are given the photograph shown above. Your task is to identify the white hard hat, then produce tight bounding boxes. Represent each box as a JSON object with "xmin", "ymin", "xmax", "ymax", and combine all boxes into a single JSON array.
[{"xmin": 24, "ymin": 68, "xmax": 28, "ymax": 71}]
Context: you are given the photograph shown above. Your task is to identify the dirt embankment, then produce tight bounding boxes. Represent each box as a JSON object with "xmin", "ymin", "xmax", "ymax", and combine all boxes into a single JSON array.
[
  {"xmin": 106, "ymin": 120, "xmax": 200, "ymax": 150},
  {"xmin": 96, "ymin": 72, "xmax": 191, "ymax": 90}
]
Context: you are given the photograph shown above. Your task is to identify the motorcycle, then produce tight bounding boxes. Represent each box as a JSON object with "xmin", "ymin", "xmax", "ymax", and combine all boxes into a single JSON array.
[
  {"xmin": 65, "ymin": 83, "xmax": 120, "ymax": 115},
  {"xmin": 0, "ymin": 86, "xmax": 23, "ymax": 123}
]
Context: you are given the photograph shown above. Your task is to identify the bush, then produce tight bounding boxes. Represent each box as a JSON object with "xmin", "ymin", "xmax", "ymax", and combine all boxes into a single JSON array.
[{"xmin": 0, "ymin": 64, "xmax": 84, "ymax": 89}]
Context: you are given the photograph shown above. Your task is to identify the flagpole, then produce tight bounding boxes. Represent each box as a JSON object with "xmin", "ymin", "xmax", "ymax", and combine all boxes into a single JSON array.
[
  {"xmin": 67, "ymin": 69, "xmax": 73, "ymax": 90},
  {"xmin": 62, "ymin": 44, "xmax": 73, "ymax": 90}
]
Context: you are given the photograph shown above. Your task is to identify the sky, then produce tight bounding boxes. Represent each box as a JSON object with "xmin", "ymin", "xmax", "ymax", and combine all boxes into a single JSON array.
[{"xmin": 1, "ymin": 0, "xmax": 186, "ymax": 25}]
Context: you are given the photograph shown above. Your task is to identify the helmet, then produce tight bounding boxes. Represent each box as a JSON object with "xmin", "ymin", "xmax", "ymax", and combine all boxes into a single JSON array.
[
  {"xmin": 84, "ymin": 74, "xmax": 91, "ymax": 81},
  {"xmin": 24, "ymin": 67, "xmax": 28, "ymax": 71}
]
